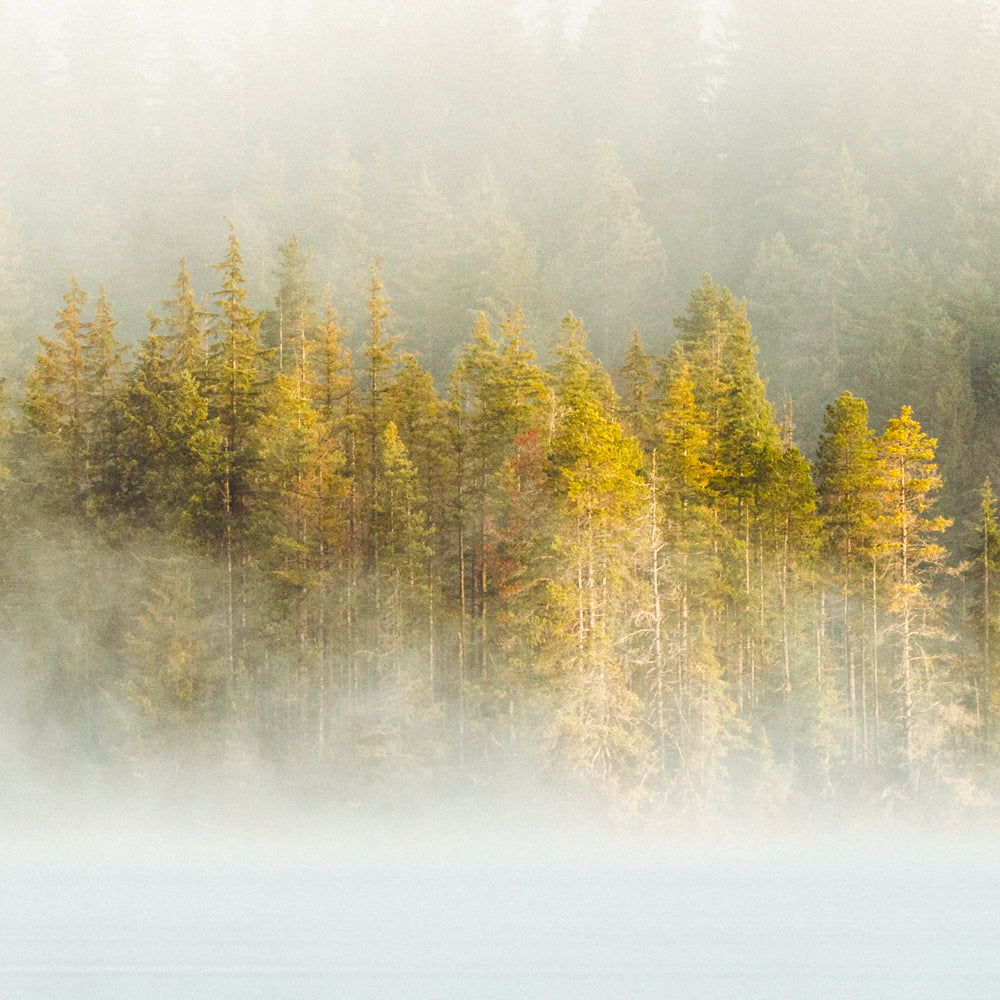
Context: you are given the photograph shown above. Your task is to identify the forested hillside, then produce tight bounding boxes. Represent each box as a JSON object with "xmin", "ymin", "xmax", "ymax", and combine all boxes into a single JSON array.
[
  {"xmin": 1, "ymin": 236, "xmax": 997, "ymax": 822},
  {"xmin": 3, "ymin": 1, "xmax": 1000, "ymax": 500},
  {"xmin": 4, "ymin": 0, "xmax": 1000, "ymax": 821}
]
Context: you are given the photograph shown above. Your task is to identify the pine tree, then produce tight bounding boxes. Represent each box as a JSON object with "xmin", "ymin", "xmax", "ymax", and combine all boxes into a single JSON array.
[
  {"xmin": 385, "ymin": 356, "xmax": 448, "ymax": 541},
  {"xmin": 815, "ymin": 390, "xmax": 881, "ymax": 762},
  {"xmin": 361, "ymin": 258, "xmax": 403, "ymax": 583},
  {"xmin": 254, "ymin": 316, "xmax": 321, "ymax": 623},
  {"xmin": 975, "ymin": 480, "xmax": 1000, "ymax": 737},
  {"xmin": 450, "ymin": 308, "xmax": 550, "ymax": 692},
  {"xmin": 204, "ymin": 221, "xmax": 267, "ymax": 688},
  {"xmin": 652, "ymin": 345, "xmax": 717, "ymax": 779},
  {"xmin": 615, "ymin": 327, "xmax": 658, "ymax": 453},
  {"xmin": 674, "ymin": 276, "xmax": 783, "ymax": 713},
  {"xmin": 99, "ymin": 318, "xmax": 218, "ymax": 539},
  {"xmin": 375, "ymin": 421, "xmax": 432, "ymax": 679},
  {"xmin": 268, "ymin": 235, "xmax": 317, "ymax": 374},
  {"xmin": 385, "ymin": 356, "xmax": 449, "ymax": 693},
  {"xmin": 768, "ymin": 443, "xmax": 819, "ymax": 694},
  {"xmin": 21, "ymin": 276, "xmax": 125, "ymax": 517},
  {"xmin": 161, "ymin": 258, "xmax": 207, "ymax": 376},
  {"xmin": 546, "ymin": 312, "xmax": 649, "ymax": 790},
  {"xmin": 125, "ymin": 553, "xmax": 227, "ymax": 742},
  {"xmin": 21, "ymin": 275, "xmax": 90, "ymax": 515},
  {"xmin": 965, "ymin": 479, "xmax": 1000, "ymax": 747},
  {"xmin": 877, "ymin": 406, "xmax": 952, "ymax": 780},
  {"xmin": 673, "ymin": 274, "xmax": 738, "ymax": 454},
  {"xmin": 310, "ymin": 300, "xmax": 358, "ymax": 700},
  {"xmin": 545, "ymin": 140, "xmax": 668, "ymax": 354},
  {"xmin": 80, "ymin": 282, "xmax": 127, "ymax": 501},
  {"xmin": 658, "ymin": 347, "xmax": 715, "ymax": 546}
]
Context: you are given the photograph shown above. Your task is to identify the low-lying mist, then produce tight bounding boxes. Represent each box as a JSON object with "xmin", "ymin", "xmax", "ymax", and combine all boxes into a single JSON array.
[
  {"xmin": 0, "ymin": 509, "xmax": 992, "ymax": 853},
  {"xmin": 5, "ymin": 0, "xmax": 1000, "ymax": 987},
  {"xmin": 3, "ymin": 786, "xmax": 999, "ymax": 1000},
  {"xmin": 1, "ymin": 525, "xmax": 997, "ymax": 998}
]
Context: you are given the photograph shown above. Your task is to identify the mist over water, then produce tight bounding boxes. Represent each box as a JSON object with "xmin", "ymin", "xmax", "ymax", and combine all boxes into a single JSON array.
[
  {"xmin": 5, "ymin": 0, "xmax": 1000, "ymax": 993},
  {"xmin": 1, "ymin": 553, "xmax": 998, "ymax": 999},
  {"xmin": 3, "ymin": 805, "xmax": 999, "ymax": 999},
  {"xmin": 2, "ymin": 744, "xmax": 999, "ymax": 1000}
]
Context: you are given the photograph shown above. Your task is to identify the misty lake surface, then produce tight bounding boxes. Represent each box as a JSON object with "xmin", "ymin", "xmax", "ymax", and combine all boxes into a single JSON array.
[{"xmin": 2, "ymin": 827, "xmax": 998, "ymax": 999}]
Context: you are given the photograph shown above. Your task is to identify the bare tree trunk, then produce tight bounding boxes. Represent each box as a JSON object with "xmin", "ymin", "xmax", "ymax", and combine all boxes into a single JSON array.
[
  {"xmin": 984, "ymin": 514, "xmax": 991, "ymax": 744},
  {"xmin": 845, "ymin": 575, "xmax": 857, "ymax": 764},
  {"xmin": 872, "ymin": 554, "xmax": 881, "ymax": 769},
  {"xmin": 649, "ymin": 465, "xmax": 666, "ymax": 771},
  {"xmin": 458, "ymin": 519, "xmax": 467, "ymax": 767}
]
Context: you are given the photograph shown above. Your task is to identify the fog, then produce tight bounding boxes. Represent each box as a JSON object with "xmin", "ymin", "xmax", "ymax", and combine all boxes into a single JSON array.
[
  {"xmin": 4, "ymin": 818, "xmax": 1000, "ymax": 998},
  {"xmin": 4, "ymin": 0, "xmax": 1000, "ymax": 993},
  {"xmin": 3, "ymin": 623, "xmax": 1000, "ymax": 998},
  {"xmin": 4, "ymin": 0, "xmax": 999, "ymax": 458}
]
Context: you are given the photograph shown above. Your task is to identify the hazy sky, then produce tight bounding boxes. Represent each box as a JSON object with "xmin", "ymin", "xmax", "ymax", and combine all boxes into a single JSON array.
[{"xmin": 7, "ymin": 0, "xmax": 731, "ymax": 44}]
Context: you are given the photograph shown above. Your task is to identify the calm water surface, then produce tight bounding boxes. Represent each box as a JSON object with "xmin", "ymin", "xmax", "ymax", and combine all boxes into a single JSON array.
[{"xmin": 2, "ymin": 831, "xmax": 998, "ymax": 999}]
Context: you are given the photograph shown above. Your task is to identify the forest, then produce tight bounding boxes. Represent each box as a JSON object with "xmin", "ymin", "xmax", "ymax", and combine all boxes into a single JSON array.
[
  {"xmin": 4, "ymin": 0, "xmax": 1000, "ymax": 823},
  {"xmin": 2, "ymin": 236, "xmax": 997, "ymax": 823}
]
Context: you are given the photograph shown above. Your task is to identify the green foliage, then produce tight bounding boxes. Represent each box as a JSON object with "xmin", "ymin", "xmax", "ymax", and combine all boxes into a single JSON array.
[
  {"xmin": 5, "ymin": 257, "xmax": 1000, "ymax": 824},
  {"xmin": 816, "ymin": 392, "xmax": 880, "ymax": 563},
  {"xmin": 614, "ymin": 328, "xmax": 657, "ymax": 453},
  {"xmin": 125, "ymin": 553, "xmax": 226, "ymax": 740},
  {"xmin": 20, "ymin": 277, "xmax": 127, "ymax": 518},
  {"xmin": 876, "ymin": 406, "xmax": 953, "ymax": 781},
  {"xmin": 99, "ymin": 326, "xmax": 218, "ymax": 539}
]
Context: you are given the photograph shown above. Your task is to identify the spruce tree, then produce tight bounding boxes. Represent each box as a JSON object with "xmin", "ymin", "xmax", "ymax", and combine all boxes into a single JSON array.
[
  {"xmin": 450, "ymin": 309, "xmax": 550, "ymax": 692},
  {"xmin": 161, "ymin": 258, "xmax": 207, "ymax": 376},
  {"xmin": 877, "ymin": 406, "xmax": 952, "ymax": 779},
  {"xmin": 615, "ymin": 327, "xmax": 658, "ymax": 453},
  {"xmin": 966, "ymin": 479, "xmax": 1000, "ymax": 744},
  {"xmin": 546, "ymin": 312, "xmax": 649, "ymax": 789},
  {"xmin": 375, "ymin": 421, "xmax": 432, "ymax": 679},
  {"xmin": 269, "ymin": 235, "xmax": 317, "ymax": 374},
  {"xmin": 204, "ymin": 222, "xmax": 267, "ymax": 687},
  {"xmin": 22, "ymin": 277, "xmax": 125, "ymax": 518},
  {"xmin": 311, "ymin": 300, "xmax": 358, "ymax": 697},
  {"xmin": 673, "ymin": 276, "xmax": 783, "ymax": 712},
  {"xmin": 815, "ymin": 390, "xmax": 881, "ymax": 761},
  {"xmin": 21, "ymin": 275, "xmax": 90, "ymax": 515},
  {"xmin": 99, "ymin": 319, "xmax": 217, "ymax": 539},
  {"xmin": 80, "ymin": 282, "xmax": 127, "ymax": 501},
  {"xmin": 361, "ymin": 259, "xmax": 403, "ymax": 583},
  {"xmin": 654, "ymin": 346, "xmax": 717, "ymax": 776}
]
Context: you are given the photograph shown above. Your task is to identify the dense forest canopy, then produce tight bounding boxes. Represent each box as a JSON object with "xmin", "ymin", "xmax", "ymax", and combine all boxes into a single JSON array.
[
  {"xmin": 3, "ymin": 0, "xmax": 1000, "ymax": 822},
  {"xmin": 2, "ymin": 248, "xmax": 998, "ymax": 822}
]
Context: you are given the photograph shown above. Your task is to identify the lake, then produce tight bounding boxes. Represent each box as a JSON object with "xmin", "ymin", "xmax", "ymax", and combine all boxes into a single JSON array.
[{"xmin": 2, "ymin": 821, "xmax": 998, "ymax": 999}]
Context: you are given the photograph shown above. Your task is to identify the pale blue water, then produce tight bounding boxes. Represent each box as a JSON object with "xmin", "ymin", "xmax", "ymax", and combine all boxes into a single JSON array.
[{"xmin": 2, "ymin": 833, "xmax": 998, "ymax": 999}]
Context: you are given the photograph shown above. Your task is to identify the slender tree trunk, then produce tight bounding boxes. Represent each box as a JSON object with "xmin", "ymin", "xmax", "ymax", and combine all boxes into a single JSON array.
[
  {"xmin": 984, "ymin": 516, "xmax": 991, "ymax": 744},
  {"xmin": 457, "ymin": 525, "xmax": 467, "ymax": 767},
  {"xmin": 780, "ymin": 553, "xmax": 791, "ymax": 694},
  {"xmin": 899, "ymin": 488, "xmax": 914, "ymax": 774},
  {"xmin": 861, "ymin": 633, "xmax": 869, "ymax": 765},
  {"xmin": 476, "ymin": 462, "xmax": 488, "ymax": 681},
  {"xmin": 680, "ymin": 559, "xmax": 690, "ymax": 719},
  {"xmin": 222, "ymin": 447, "xmax": 236, "ymax": 683},
  {"xmin": 427, "ymin": 560, "xmax": 435, "ymax": 696},
  {"xmin": 845, "ymin": 567, "xmax": 857, "ymax": 764},
  {"xmin": 872, "ymin": 554, "xmax": 881, "ymax": 768},
  {"xmin": 744, "ymin": 502, "xmax": 754, "ymax": 711},
  {"xmin": 817, "ymin": 587, "xmax": 824, "ymax": 684},
  {"xmin": 648, "ymin": 461, "xmax": 667, "ymax": 771}
]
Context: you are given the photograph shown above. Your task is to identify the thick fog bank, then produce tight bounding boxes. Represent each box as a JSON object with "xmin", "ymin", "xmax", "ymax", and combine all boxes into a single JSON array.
[
  {"xmin": 4, "ymin": 706, "xmax": 998, "ymax": 999},
  {"xmin": 2, "ymin": 743, "xmax": 998, "ymax": 859}
]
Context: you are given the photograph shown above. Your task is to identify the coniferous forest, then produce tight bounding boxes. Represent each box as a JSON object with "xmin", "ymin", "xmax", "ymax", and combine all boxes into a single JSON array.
[
  {"xmin": 5, "ymin": 0, "xmax": 1000, "ymax": 824},
  {"xmin": 4, "ymin": 241, "xmax": 998, "ymax": 823}
]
